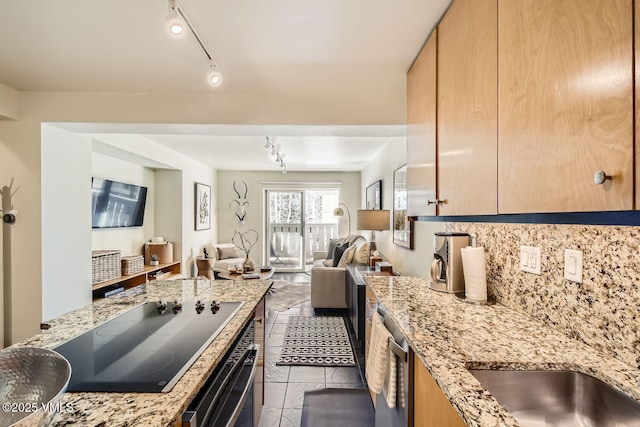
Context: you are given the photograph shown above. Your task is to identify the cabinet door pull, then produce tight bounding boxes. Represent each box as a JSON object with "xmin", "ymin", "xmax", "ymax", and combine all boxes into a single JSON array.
[
  {"xmin": 593, "ymin": 170, "xmax": 612, "ymax": 185},
  {"xmin": 427, "ymin": 199, "xmax": 446, "ymax": 206}
]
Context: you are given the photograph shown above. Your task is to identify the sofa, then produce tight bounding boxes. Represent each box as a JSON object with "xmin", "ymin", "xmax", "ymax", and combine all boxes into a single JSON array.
[{"xmin": 310, "ymin": 235, "xmax": 370, "ymax": 308}]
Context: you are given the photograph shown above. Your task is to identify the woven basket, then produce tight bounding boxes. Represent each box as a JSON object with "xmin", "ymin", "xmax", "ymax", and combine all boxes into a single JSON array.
[
  {"xmin": 121, "ymin": 255, "xmax": 144, "ymax": 275},
  {"xmin": 91, "ymin": 250, "xmax": 121, "ymax": 284}
]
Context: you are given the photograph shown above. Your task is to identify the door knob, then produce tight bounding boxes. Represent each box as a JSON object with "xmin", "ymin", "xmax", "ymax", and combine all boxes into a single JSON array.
[{"xmin": 593, "ymin": 171, "xmax": 612, "ymax": 185}]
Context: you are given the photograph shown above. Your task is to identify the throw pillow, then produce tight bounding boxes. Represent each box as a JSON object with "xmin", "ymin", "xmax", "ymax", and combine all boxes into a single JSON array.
[
  {"xmin": 353, "ymin": 241, "xmax": 371, "ymax": 264},
  {"xmin": 332, "ymin": 242, "xmax": 350, "ymax": 267},
  {"xmin": 337, "ymin": 244, "xmax": 357, "ymax": 268},
  {"xmin": 217, "ymin": 246, "xmax": 237, "ymax": 260},
  {"xmin": 325, "ymin": 238, "xmax": 342, "ymax": 260},
  {"xmin": 322, "ymin": 259, "xmax": 333, "ymax": 267}
]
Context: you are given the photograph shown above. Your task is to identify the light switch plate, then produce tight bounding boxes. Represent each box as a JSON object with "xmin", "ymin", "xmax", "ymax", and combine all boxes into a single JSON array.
[
  {"xmin": 564, "ymin": 249, "xmax": 583, "ymax": 283},
  {"xmin": 520, "ymin": 245, "xmax": 541, "ymax": 275}
]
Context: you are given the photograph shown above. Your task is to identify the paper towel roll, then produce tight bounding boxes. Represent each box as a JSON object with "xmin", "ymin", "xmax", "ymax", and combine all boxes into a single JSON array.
[{"xmin": 461, "ymin": 246, "xmax": 487, "ymax": 301}]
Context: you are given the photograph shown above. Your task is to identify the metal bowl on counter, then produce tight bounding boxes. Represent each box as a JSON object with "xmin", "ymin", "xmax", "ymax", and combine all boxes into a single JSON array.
[{"xmin": 0, "ymin": 347, "xmax": 72, "ymax": 427}]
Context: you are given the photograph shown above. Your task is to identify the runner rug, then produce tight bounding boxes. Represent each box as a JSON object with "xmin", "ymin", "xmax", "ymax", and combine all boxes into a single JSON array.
[{"xmin": 276, "ymin": 316, "xmax": 356, "ymax": 367}]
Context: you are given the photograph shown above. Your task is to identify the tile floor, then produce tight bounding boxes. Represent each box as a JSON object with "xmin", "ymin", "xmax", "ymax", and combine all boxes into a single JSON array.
[{"xmin": 258, "ymin": 273, "xmax": 366, "ymax": 427}]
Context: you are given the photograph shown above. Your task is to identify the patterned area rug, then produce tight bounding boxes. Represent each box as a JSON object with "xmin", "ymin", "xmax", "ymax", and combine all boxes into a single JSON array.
[{"xmin": 276, "ymin": 316, "xmax": 356, "ymax": 367}]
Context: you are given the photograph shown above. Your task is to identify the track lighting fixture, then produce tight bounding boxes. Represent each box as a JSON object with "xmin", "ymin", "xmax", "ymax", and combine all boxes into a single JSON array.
[
  {"xmin": 265, "ymin": 137, "xmax": 288, "ymax": 174},
  {"xmin": 167, "ymin": 0, "xmax": 222, "ymax": 87},
  {"xmin": 207, "ymin": 62, "xmax": 222, "ymax": 86},
  {"xmin": 167, "ymin": 0, "xmax": 184, "ymax": 35}
]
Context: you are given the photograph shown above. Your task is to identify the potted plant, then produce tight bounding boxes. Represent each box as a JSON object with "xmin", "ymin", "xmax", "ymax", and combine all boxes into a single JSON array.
[{"xmin": 150, "ymin": 254, "xmax": 159, "ymax": 266}]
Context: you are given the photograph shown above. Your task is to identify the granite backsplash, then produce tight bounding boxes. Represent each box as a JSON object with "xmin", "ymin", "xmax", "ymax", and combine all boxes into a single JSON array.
[{"xmin": 449, "ymin": 222, "xmax": 640, "ymax": 369}]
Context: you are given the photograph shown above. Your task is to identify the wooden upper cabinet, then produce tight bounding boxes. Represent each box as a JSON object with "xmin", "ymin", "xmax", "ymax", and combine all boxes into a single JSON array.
[
  {"xmin": 437, "ymin": 0, "xmax": 498, "ymax": 215},
  {"xmin": 407, "ymin": 30, "xmax": 437, "ymax": 217},
  {"xmin": 636, "ymin": 0, "xmax": 640, "ymax": 209},
  {"xmin": 498, "ymin": 0, "xmax": 633, "ymax": 213}
]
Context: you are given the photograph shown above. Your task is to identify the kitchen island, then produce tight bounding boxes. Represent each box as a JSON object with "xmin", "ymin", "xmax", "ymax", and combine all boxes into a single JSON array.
[
  {"xmin": 13, "ymin": 278, "xmax": 272, "ymax": 427},
  {"xmin": 365, "ymin": 275, "xmax": 640, "ymax": 426}
]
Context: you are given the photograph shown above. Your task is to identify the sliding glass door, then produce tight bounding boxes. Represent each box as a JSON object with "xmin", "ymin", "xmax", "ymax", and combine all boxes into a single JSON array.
[
  {"xmin": 266, "ymin": 188, "xmax": 339, "ymax": 272},
  {"xmin": 267, "ymin": 190, "xmax": 305, "ymax": 271}
]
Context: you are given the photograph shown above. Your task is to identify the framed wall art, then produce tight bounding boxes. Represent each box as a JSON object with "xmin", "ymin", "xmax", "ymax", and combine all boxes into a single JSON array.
[
  {"xmin": 393, "ymin": 165, "xmax": 413, "ymax": 249},
  {"xmin": 366, "ymin": 179, "xmax": 382, "ymax": 210},
  {"xmin": 195, "ymin": 182, "xmax": 211, "ymax": 231}
]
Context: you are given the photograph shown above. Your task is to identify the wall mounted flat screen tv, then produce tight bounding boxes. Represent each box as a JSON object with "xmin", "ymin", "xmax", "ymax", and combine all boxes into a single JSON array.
[{"xmin": 91, "ymin": 178, "xmax": 148, "ymax": 229}]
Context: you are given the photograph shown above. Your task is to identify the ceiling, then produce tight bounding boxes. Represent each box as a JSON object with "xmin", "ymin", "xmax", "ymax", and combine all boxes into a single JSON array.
[{"xmin": 0, "ymin": 0, "xmax": 451, "ymax": 171}]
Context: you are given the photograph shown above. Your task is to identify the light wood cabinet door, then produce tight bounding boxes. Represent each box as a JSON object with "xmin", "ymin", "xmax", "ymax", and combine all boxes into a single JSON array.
[
  {"xmin": 412, "ymin": 353, "xmax": 466, "ymax": 427},
  {"xmin": 437, "ymin": 0, "xmax": 498, "ymax": 215},
  {"xmin": 498, "ymin": 0, "xmax": 633, "ymax": 213},
  {"xmin": 636, "ymin": 0, "xmax": 640, "ymax": 209},
  {"xmin": 407, "ymin": 30, "xmax": 437, "ymax": 217}
]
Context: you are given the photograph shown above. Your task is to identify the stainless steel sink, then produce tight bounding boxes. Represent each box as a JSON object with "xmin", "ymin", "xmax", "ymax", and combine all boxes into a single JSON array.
[{"xmin": 468, "ymin": 369, "xmax": 640, "ymax": 427}]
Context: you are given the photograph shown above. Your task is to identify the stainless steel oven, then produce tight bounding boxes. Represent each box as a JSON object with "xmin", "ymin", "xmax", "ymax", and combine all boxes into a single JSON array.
[{"xmin": 182, "ymin": 319, "xmax": 259, "ymax": 427}]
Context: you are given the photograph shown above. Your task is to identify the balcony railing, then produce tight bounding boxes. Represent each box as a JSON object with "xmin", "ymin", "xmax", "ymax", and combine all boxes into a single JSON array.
[{"xmin": 269, "ymin": 222, "xmax": 339, "ymax": 267}]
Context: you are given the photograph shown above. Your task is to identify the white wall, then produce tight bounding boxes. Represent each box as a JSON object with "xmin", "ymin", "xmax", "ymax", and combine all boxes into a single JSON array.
[
  {"xmin": 41, "ymin": 124, "xmax": 92, "ymax": 321},
  {"xmin": 91, "ymin": 152, "xmax": 156, "ymax": 255},
  {"xmin": 216, "ymin": 170, "xmax": 360, "ymax": 266},
  {"xmin": 361, "ymin": 137, "xmax": 445, "ymax": 277},
  {"xmin": 155, "ymin": 169, "xmax": 183, "ymax": 263}
]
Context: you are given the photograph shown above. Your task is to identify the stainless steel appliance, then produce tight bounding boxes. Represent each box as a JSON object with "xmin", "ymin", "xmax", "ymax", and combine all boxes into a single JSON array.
[
  {"xmin": 54, "ymin": 300, "xmax": 244, "ymax": 392},
  {"xmin": 374, "ymin": 305, "xmax": 409, "ymax": 427},
  {"xmin": 429, "ymin": 232, "xmax": 470, "ymax": 293},
  {"xmin": 182, "ymin": 320, "xmax": 259, "ymax": 427}
]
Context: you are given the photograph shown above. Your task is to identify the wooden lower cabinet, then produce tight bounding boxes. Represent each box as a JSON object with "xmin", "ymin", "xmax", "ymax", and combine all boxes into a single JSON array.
[{"xmin": 412, "ymin": 353, "xmax": 466, "ymax": 427}]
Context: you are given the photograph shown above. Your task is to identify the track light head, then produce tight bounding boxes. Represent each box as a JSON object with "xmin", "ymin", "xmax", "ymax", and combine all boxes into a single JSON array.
[
  {"xmin": 207, "ymin": 63, "xmax": 222, "ymax": 87},
  {"xmin": 169, "ymin": 22, "xmax": 184, "ymax": 35},
  {"xmin": 167, "ymin": 1, "xmax": 184, "ymax": 35}
]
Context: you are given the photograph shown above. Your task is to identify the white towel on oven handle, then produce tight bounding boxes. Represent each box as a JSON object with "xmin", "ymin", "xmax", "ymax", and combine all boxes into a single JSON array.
[
  {"xmin": 366, "ymin": 311, "xmax": 391, "ymax": 394},
  {"xmin": 383, "ymin": 346, "xmax": 398, "ymax": 408}
]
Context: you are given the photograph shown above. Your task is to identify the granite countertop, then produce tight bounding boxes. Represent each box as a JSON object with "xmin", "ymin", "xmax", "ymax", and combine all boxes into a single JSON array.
[
  {"xmin": 14, "ymin": 278, "xmax": 272, "ymax": 427},
  {"xmin": 364, "ymin": 276, "xmax": 640, "ymax": 427}
]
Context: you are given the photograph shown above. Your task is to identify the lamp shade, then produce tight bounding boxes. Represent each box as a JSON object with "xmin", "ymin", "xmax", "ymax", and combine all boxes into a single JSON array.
[
  {"xmin": 357, "ymin": 210, "xmax": 390, "ymax": 231},
  {"xmin": 333, "ymin": 207, "xmax": 344, "ymax": 217}
]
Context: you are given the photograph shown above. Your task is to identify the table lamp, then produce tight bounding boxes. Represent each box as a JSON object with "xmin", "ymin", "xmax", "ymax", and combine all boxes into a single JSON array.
[{"xmin": 357, "ymin": 209, "xmax": 390, "ymax": 263}]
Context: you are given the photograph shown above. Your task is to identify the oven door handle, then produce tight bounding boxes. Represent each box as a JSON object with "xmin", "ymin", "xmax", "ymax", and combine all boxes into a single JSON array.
[
  {"xmin": 197, "ymin": 344, "xmax": 259, "ymax": 427},
  {"xmin": 220, "ymin": 344, "xmax": 259, "ymax": 427}
]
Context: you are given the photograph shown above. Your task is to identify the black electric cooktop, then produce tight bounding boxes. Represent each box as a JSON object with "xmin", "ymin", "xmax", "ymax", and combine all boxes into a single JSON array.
[{"xmin": 54, "ymin": 300, "xmax": 244, "ymax": 393}]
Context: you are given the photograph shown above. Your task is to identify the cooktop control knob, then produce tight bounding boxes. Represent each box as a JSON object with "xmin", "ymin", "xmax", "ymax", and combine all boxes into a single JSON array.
[
  {"xmin": 171, "ymin": 300, "xmax": 182, "ymax": 314},
  {"xmin": 156, "ymin": 301, "xmax": 168, "ymax": 314},
  {"xmin": 210, "ymin": 300, "xmax": 220, "ymax": 314},
  {"xmin": 195, "ymin": 300, "xmax": 205, "ymax": 314}
]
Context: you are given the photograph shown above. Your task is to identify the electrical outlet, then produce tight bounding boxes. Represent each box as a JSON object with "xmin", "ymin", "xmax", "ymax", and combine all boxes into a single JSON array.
[
  {"xmin": 520, "ymin": 245, "xmax": 541, "ymax": 275},
  {"xmin": 564, "ymin": 249, "xmax": 583, "ymax": 283}
]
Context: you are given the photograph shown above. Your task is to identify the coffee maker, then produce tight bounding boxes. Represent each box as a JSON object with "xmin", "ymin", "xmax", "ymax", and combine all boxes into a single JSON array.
[{"xmin": 429, "ymin": 232, "xmax": 470, "ymax": 293}]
